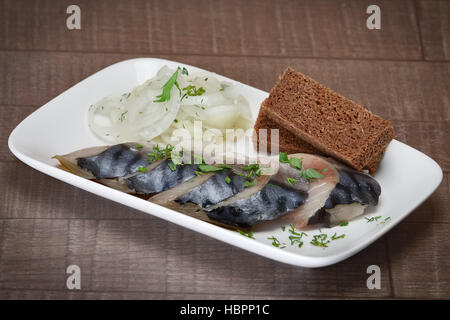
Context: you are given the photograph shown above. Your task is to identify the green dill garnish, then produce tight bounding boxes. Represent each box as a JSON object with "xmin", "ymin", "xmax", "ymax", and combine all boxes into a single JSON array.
[
  {"xmin": 339, "ymin": 221, "xmax": 349, "ymax": 227},
  {"xmin": 381, "ymin": 217, "xmax": 391, "ymax": 223},
  {"xmin": 181, "ymin": 85, "xmax": 206, "ymax": 101},
  {"xmin": 174, "ymin": 119, "xmax": 178, "ymax": 123},
  {"xmin": 267, "ymin": 236, "xmax": 285, "ymax": 248},
  {"xmin": 289, "ymin": 157, "xmax": 302, "ymax": 170},
  {"xmin": 119, "ymin": 111, "xmax": 128, "ymax": 122},
  {"xmin": 154, "ymin": 68, "xmax": 180, "ymax": 102},
  {"xmin": 285, "ymin": 177, "xmax": 298, "ymax": 185},
  {"xmin": 198, "ymin": 164, "xmax": 224, "ymax": 172},
  {"xmin": 320, "ymin": 167, "xmax": 330, "ymax": 174},
  {"xmin": 181, "ymin": 67, "xmax": 189, "ymax": 75},
  {"xmin": 281, "ymin": 226, "xmax": 286, "ymax": 232},
  {"xmin": 238, "ymin": 229, "xmax": 255, "ymax": 239},
  {"xmin": 225, "ymin": 176, "xmax": 231, "ymax": 184},
  {"xmin": 288, "ymin": 224, "xmax": 300, "ymax": 236},
  {"xmin": 310, "ymin": 234, "xmax": 330, "ymax": 248},
  {"xmin": 365, "ymin": 216, "xmax": 382, "ymax": 223},
  {"xmin": 331, "ymin": 233, "xmax": 345, "ymax": 240},
  {"xmin": 168, "ymin": 161, "xmax": 177, "ymax": 171},
  {"xmin": 204, "ymin": 78, "xmax": 208, "ymax": 81},
  {"xmin": 243, "ymin": 178, "xmax": 258, "ymax": 188},
  {"xmin": 136, "ymin": 143, "xmax": 143, "ymax": 149},
  {"xmin": 137, "ymin": 166, "xmax": 147, "ymax": 172},
  {"xmin": 301, "ymin": 168, "xmax": 324, "ymax": 182},
  {"xmin": 287, "ymin": 224, "xmax": 308, "ymax": 248},
  {"xmin": 242, "ymin": 163, "xmax": 260, "ymax": 171},
  {"xmin": 279, "ymin": 152, "xmax": 289, "ymax": 163},
  {"xmin": 147, "ymin": 144, "xmax": 175, "ymax": 163}
]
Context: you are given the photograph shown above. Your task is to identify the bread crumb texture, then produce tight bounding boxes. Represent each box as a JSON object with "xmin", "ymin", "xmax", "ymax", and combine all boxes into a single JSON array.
[{"xmin": 254, "ymin": 67, "xmax": 395, "ymax": 173}]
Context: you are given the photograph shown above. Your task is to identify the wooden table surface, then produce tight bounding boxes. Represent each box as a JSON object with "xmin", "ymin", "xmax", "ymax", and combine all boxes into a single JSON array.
[{"xmin": 1, "ymin": 0, "xmax": 449, "ymax": 300}]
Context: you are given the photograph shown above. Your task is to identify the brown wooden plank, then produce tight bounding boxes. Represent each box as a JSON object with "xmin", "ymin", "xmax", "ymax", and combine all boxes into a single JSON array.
[
  {"xmin": 387, "ymin": 222, "xmax": 450, "ymax": 298},
  {"xmin": 404, "ymin": 173, "xmax": 450, "ymax": 224},
  {"xmin": 0, "ymin": 219, "xmax": 168, "ymax": 292},
  {"xmin": 0, "ymin": 105, "xmax": 36, "ymax": 161},
  {"xmin": 1, "ymin": 52, "xmax": 450, "ymax": 120},
  {"xmin": 165, "ymin": 225, "xmax": 391, "ymax": 298},
  {"xmin": 392, "ymin": 120, "xmax": 450, "ymax": 172},
  {"xmin": 0, "ymin": 289, "xmax": 367, "ymax": 299},
  {"xmin": 0, "ymin": 218, "xmax": 392, "ymax": 298},
  {"xmin": 0, "ymin": 161, "xmax": 156, "ymax": 220},
  {"xmin": 418, "ymin": 0, "xmax": 450, "ymax": 61},
  {"xmin": 1, "ymin": 0, "xmax": 422, "ymax": 60}
]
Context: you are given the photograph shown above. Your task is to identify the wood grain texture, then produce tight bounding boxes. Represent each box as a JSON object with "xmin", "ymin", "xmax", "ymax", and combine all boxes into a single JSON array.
[
  {"xmin": 2, "ymin": 52, "xmax": 450, "ymax": 121},
  {"xmin": 1, "ymin": 0, "xmax": 422, "ymax": 60},
  {"xmin": 0, "ymin": 218, "xmax": 392, "ymax": 298},
  {"xmin": 1, "ymin": 0, "xmax": 449, "ymax": 300},
  {"xmin": 418, "ymin": 0, "xmax": 450, "ymax": 60},
  {"xmin": 0, "ymin": 162, "xmax": 155, "ymax": 220},
  {"xmin": 0, "ymin": 105, "xmax": 36, "ymax": 161},
  {"xmin": 387, "ymin": 222, "xmax": 450, "ymax": 298}
]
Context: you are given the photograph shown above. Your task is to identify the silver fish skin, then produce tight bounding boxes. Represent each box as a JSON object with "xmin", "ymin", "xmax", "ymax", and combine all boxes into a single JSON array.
[
  {"xmin": 76, "ymin": 143, "xmax": 149, "ymax": 179},
  {"xmin": 176, "ymin": 170, "xmax": 247, "ymax": 207},
  {"xmin": 205, "ymin": 182, "xmax": 308, "ymax": 228}
]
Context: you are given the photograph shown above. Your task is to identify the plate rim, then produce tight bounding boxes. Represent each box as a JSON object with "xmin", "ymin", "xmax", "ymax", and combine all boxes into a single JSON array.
[{"xmin": 7, "ymin": 57, "xmax": 444, "ymax": 268}]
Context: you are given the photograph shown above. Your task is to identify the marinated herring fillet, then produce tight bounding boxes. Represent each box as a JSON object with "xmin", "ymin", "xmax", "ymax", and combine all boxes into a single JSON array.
[{"xmin": 54, "ymin": 144, "xmax": 381, "ymax": 229}]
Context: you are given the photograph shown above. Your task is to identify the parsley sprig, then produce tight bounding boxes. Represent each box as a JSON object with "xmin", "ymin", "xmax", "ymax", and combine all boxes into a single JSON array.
[
  {"xmin": 154, "ymin": 68, "xmax": 181, "ymax": 103},
  {"xmin": 237, "ymin": 229, "xmax": 255, "ymax": 239},
  {"xmin": 279, "ymin": 152, "xmax": 324, "ymax": 182}
]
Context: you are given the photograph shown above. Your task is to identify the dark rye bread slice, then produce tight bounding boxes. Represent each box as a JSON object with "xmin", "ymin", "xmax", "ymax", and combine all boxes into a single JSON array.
[
  {"xmin": 255, "ymin": 67, "xmax": 395, "ymax": 173},
  {"xmin": 253, "ymin": 105, "xmax": 322, "ymax": 155}
]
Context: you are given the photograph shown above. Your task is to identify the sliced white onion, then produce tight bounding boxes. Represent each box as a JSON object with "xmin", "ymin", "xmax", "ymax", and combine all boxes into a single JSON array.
[{"xmin": 88, "ymin": 66, "xmax": 254, "ymax": 151}]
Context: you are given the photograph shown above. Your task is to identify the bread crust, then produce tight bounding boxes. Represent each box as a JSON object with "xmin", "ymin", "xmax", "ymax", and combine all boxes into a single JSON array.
[{"xmin": 254, "ymin": 68, "xmax": 395, "ymax": 173}]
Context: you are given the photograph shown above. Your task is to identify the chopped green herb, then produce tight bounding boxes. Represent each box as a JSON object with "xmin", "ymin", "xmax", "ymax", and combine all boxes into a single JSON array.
[
  {"xmin": 243, "ymin": 178, "xmax": 258, "ymax": 188},
  {"xmin": 147, "ymin": 144, "xmax": 175, "ymax": 163},
  {"xmin": 289, "ymin": 157, "xmax": 303, "ymax": 170},
  {"xmin": 181, "ymin": 67, "xmax": 189, "ymax": 75},
  {"xmin": 198, "ymin": 164, "xmax": 223, "ymax": 172},
  {"xmin": 238, "ymin": 229, "xmax": 255, "ymax": 239},
  {"xmin": 285, "ymin": 177, "xmax": 298, "ymax": 185},
  {"xmin": 242, "ymin": 163, "xmax": 260, "ymax": 171},
  {"xmin": 119, "ymin": 111, "xmax": 128, "ymax": 122},
  {"xmin": 204, "ymin": 78, "xmax": 208, "ymax": 81},
  {"xmin": 168, "ymin": 161, "xmax": 177, "ymax": 171},
  {"xmin": 138, "ymin": 166, "xmax": 147, "ymax": 172},
  {"xmin": 154, "ymin": 68, "xmax": 180, "ymax": 103},
  {"xmin": 339, "ymin": 221, "xmax": 349, "ymax": 227},
  {"xmin": 302, "ymin": 168, "xmax": 324, "ymax": 182},
  {"xmin": 281, "ymin": 226, "xmax": 286, "ymax": 232},
  {"xmin": 181, "ymin": 85, "xmax": 206, "ymax": 101},
  {"xmin": 365, "ymin": 216, "xmax": 383, "ymax": 223},
  {"xmin": 136, "ymin": 143, "xmax": 143, "ymax": 149},
  {"xmin": 267, "ymin": 236, "xmax": 285, "ymax": 248},
  {"xmin": 310, "ymin": 234, "xmax": 330, "ymax": 248},
  {"xmin": 174, "ymin": 119, "xmax": 178, "ymax": 123},
  {"xmin": 331, "ymin": 233, "xmax": 345, "ymax": 240},
  {"xmin": 279, "ymin": 152, "xmax": 289, "ymax": 163},
  {"xmin": 320, "ymin": 167, "xmax": 330, "ymax": 174},
  {"xmin": 225, "ymin": 176, "xmax": 231, "ymax": 184}
]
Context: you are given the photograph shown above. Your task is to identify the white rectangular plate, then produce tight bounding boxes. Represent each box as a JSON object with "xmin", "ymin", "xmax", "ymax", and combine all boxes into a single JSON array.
[{"xmin": 8, "ymin": 58, "xmax": 443, "ymax": 267}]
